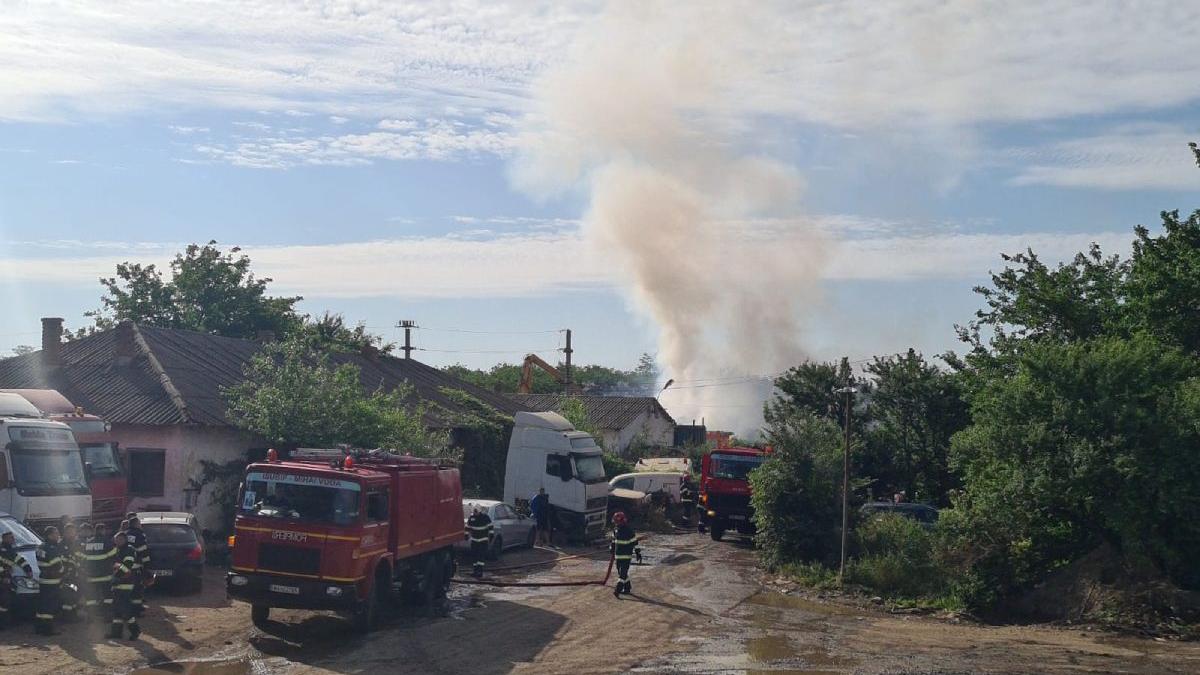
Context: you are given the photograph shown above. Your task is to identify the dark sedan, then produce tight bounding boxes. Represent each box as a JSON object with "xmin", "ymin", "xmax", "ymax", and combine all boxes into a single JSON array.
[
  {"xmin": 137, "ymin": 511, "xmax": 205, "ymax": 593},
  {"xmin": 860, "ymin": 502, "xmax": 939, "ymax": 528}
]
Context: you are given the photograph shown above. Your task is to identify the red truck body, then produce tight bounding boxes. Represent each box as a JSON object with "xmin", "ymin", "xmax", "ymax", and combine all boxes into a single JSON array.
[
  {"xmin": 0, "ymin": 389, "xmax": 126, "ymax": 528},
  {"xmin": 226, "ymin": 450, "xmax": 463, "ymax": 631},
  {"xmin": 699, "ymin": 446, "xmax": 767, "ymax": 541}
]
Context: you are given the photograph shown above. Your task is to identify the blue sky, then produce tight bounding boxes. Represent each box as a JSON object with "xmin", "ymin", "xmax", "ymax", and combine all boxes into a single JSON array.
[{"xmin": 1, "ymin": 1, "xmax": 1198, "ymax": 431}]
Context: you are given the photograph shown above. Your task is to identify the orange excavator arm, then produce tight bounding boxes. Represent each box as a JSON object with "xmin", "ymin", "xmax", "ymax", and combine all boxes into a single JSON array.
[{"xmin": 518, "ymin": 354, "xmax": 581, "ymax": 394}]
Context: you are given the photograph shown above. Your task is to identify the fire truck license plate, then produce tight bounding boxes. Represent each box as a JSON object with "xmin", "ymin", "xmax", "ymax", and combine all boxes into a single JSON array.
[
  {"xmin": 269, "ymin": 584, "xmax": 299, "ymax": 595},
  {"xmin": 152, "ymin": 569, "xmax": 173, "ymax": 577},
  {"xmin": 729, "ymin": 514, "xmax": 745, "ymax": 521}
]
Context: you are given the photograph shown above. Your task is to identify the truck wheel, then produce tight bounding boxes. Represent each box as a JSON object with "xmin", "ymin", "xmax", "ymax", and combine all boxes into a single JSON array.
[
  {"xmin": 251, "ymin": 604, "xmax": 270, "ymax": 628},
  {"xmin": 353, "ymin": 577, "xmax": 380, "ymax": 633},
  {"xmin": 710, "ymin": 525, "xmax": 725, "ymax": 541}
]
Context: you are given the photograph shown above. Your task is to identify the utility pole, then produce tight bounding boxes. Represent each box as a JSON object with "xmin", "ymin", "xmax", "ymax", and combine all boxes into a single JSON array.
[
  {"xmin": 398, "ymin": 320, "xmax": 416, "ymax": 359},
  {"xmin": 562, "ymin": 329, "xmax": 573, "ymax": 386},
  {"xmin": 835, "ymin": 381, "xmax": 857, "ymax": 588}
]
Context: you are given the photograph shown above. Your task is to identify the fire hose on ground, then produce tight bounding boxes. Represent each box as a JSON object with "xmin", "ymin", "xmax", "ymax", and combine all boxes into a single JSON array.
[{"xmin": 449, "ymin": 535, "xmax": 652, "ymax": 587}]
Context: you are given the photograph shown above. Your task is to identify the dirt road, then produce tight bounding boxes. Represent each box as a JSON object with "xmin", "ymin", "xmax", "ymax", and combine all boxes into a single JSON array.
[{"xmin": 0, "ymin": 532, "xmax": 1196, "ymax": 674}]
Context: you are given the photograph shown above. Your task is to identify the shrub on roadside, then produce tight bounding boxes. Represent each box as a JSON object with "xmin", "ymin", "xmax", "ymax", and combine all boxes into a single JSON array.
[
  {"xmin": 847, "ymin": 513, "xmax": 944, "ymax": 598},
  {"xmin": 751, "ymin": 410, "xmax": 844, "ymax": 569}
]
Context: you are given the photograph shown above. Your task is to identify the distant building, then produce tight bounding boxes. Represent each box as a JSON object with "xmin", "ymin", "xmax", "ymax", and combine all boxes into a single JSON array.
[
  {"xmin": 509, "ymin": 394, "xmax": 676, "ymax": 455},
  {"xmin": 0, "ymin": 318, "xmax": 526, "ymax": 529}
]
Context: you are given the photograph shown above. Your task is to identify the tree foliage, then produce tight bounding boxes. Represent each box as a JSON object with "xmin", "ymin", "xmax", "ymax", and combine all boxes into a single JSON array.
[
  {"xmin": 222, "ymin": 338, "xmax": 449, "ymax": 457},
  {"xmin": 442, "ymin": 353, "xmax": 658, "ymax": 395},
  {"xmin": 751, "ymin": 410, "xmax": 844, "ymax": 568}
]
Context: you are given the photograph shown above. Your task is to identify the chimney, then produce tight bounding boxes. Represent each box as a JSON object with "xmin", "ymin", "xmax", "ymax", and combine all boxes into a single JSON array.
[
  {"xmin": 115, "ymin": 320, "xmax": 136, "ymax": 367},
  {"xmin": 41, "ymin": 317, "xmax": 63, "ymax": 370}
]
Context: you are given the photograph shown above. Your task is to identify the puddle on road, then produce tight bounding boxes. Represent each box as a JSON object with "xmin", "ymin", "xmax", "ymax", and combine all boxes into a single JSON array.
[
  {"xmin": 748, "ymin": 591, "xmax": 857, "ymax": 616},
  {"xmin": 748, "ymin": 634, "xmax": 797, "ymax": 661},
  {"xmin": 131, "ymin": 659, "xmax": 251, "ymax": 675}
]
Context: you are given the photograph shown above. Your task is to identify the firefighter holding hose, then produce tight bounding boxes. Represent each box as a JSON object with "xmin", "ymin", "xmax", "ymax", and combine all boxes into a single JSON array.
[
  {"xmin": 610, "ymin": 511, "xmax": 639, "ymax": 598},
  {"xmin": 466, "ymin": 506, "xmax": 494, "ymax": 578}
]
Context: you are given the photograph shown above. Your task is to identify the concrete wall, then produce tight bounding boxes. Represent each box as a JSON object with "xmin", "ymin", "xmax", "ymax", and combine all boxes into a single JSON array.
[
  {"xmin": 601, "ymin": 411, "xmax": 676, "ymax": 456},
  {"xmin": 111, "ymin": 424, "xmax": 260, "ymax": 532}
]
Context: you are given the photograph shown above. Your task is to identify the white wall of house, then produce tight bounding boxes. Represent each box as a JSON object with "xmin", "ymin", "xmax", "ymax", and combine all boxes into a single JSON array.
[
  {"xmin": 112, "ymin": 424, "xmax": 259, "ymax": 532},
  {"xmin": 600, "ymin": 411, "xmax": 675, "ymax": 455}
]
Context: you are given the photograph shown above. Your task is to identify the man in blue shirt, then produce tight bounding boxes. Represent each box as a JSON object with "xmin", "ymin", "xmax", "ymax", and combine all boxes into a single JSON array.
[{"xmin": 530, "ymin": 488, "xmax": 552, "ymax": 547}]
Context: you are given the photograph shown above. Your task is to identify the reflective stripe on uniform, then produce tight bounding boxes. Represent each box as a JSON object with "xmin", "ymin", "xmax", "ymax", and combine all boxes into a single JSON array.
[
  {"xmin": 38, "ymin": 578, "xmax": 62, "ymax": 585},
  {"xmin": 113, "ymin": 584, "xmax": 134, "ymax": 591},
  {"xmin": 132, "ymin": 599, "xmax": 143, "ymax": 605},
  {"xmin": 127, "ymin": 617, "xmax": 138, "ymax": 624},
  {"xmin": 35, "ymin": 613, "xmax": 54, "ymax": 619},
  {"xmin": 88, "ymin": 575, "xmax": 113, "ymax": 583},
  {"xmin": 469, "ymin": 537, "xmax": 489, "ymax": 543},
  {"xmin": 615, "ymin": 555, "xmax": 632, "ymax": 560}
]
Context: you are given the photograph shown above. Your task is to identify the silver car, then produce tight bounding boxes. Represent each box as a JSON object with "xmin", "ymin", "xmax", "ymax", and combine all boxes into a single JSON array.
[
  {"xmin": 0, "ymin": 512, "xmax": 42, "ymax": 605},
  {"xmin": 455, "ymin": 499, "xmax": 537, "ymax": 560}
]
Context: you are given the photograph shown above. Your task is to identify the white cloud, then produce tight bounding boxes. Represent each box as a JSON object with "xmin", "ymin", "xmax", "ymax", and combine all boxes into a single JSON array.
[
  {"xmin": 193, "ymin": 119, "xmax": 514, "ymax": 168},
  {"xmin": 0, "ymin": 218, "xmax": 1136, "ymax": 297},
  {"xmin": 168, "ymin": 125, "xmax": 209, "ymax": 134},
  {"xmin": 378, "ymin": 119, "xmax": 418, "ymax": 131},
  {"xmin": 328, "ymin": 115, "xmax": 349, "ymax": 125},
  {"xmin": 1008, "ymin": 124, "xmax": 1200, "ymax": 191},
  {"xmin": 2, "ymin": 2, "xmax": 1198, "ymax": 131}
]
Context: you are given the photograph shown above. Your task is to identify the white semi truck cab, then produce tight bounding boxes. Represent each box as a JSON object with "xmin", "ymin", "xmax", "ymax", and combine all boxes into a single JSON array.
[
  {"xmin": 503, "ymin": 412, "xmax": 609, "ymax": 542},
  {"xmin": 0, "ymin": 393, "xmax": 91, "ymax": 533}
]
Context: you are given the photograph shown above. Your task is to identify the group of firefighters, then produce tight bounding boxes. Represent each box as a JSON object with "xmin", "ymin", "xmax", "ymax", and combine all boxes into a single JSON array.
[{"xmin": 0, "ymin": 513, "xmax": 152, "ymax": 640}]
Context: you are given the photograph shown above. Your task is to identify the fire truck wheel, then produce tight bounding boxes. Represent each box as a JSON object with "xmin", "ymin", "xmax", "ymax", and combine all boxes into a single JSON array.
[
  {"xmin": 251, "ymin": 604, "xmax": 270, "ymax": 628},
  {"xmin": 353, "ymin": 575, "xmax": 381, "ymax": 633},
  {"xmin": 710, "ymin": 525, "xmax": 725, "ymax": 541}
]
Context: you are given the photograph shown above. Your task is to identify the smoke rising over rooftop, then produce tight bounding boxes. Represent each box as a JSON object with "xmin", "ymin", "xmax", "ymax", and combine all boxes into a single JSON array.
[{"xmin": 514, "ymin": 1, "xmax": 824, "ymax": 436}]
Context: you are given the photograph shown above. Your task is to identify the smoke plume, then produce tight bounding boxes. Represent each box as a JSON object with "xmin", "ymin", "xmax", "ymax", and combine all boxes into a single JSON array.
[{"xmin": 514, "ymin": 2, "xmax": 823, "ymax": 436}]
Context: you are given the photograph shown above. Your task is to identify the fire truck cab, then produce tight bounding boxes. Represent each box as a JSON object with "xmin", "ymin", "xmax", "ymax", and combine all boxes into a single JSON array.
[
  {"xmin": 226, "ymin": 449, "xmax": 462, "ymax": 632},
  {"xmin": 699, "ymin": 446, "xmax": 767, "ymax": 541}
]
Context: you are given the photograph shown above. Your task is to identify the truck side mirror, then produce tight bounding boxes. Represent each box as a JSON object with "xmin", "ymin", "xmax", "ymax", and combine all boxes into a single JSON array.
[{"xmin": 84, "ymin": 462, "xmax": 94, "ymax": 483}]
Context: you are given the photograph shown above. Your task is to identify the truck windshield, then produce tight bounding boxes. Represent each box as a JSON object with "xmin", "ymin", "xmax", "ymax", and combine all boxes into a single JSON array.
[
  {"xmin": 81, "ymin": 443, "xmax": 123, "ymax": 478},
  {"xmin": 8, "ymin": 447, "xmax": 90, "ymax": 495},
  {"xmin": 571, "ymin": 453, "xmax": 606, "ymax": 483},
  {"xmin": 240, "ymin": 471, "xmax": 361, "ymax": 526},
  {"xmin": 710, "ymin": 453, "xmax": 765, "ymax": 481}
]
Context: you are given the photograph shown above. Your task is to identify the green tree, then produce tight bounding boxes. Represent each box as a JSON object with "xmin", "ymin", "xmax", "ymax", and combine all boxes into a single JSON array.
[
  {"xmin": 765, "ymin": 357, "xmax": 862, "ymax": 427},
  {"xmin": 1127, "ymin": 210, "xmax": 1200, "ymax": 355},
  {"xmin": 223, "ymin": 338, "xmax": 449, "ymax": 457},
  {"xmin": 88, "ymin": 241, "xmax": 301, "ymax": 339},
  {"xmin": 751, "ymin": 410, "xmax": 844, "ymax": 568},
  {"xmin": 862, "ymin": 350, "xmax": 968, "ymax": 504}
]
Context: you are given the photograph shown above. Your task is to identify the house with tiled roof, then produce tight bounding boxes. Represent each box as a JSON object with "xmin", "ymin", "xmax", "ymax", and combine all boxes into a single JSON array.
[
  {"xmin": 508, "ymin": 394, "xmax": 676, "ymax": 454},
  {"xmin": 0, "ymin": 318, "xmax": 527, "ymax": 529}
]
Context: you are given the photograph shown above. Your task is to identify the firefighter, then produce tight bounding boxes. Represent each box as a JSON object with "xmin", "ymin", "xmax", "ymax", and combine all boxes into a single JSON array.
[
  {"xmin": 124, "ymin": 514, "xmax": 150, "ymax": 616},
  {"xmin": 610, "ymin": 511, "xmax": 639, "ymax": 598},
  {"xmin": 81, "ymin": 522, "xmax": 116, "ymax": 620},
  {"xmin": 678, "ymin": 480, "xmax": 695, "ymax": 527},
  {"xmin": 1, "ymin": 531, "xmax": 33, "ymax": 630},
  {"xmin": 465, "ymin": 506, "xmax": 493, "ymax": 578},
  {"xmin": 108, "ymin": 530, "xmax": 140, "ymax": 640},
  {"xmin": 34, "ymin": 526, "xmax": 65, "ymax": 635},
  {"xmin": 59, "ymin": 522, "xmax": 81, "ymax": 621}
]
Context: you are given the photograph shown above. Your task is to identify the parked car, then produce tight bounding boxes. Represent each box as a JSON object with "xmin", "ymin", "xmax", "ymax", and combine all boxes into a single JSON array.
[
  {"xmin": 0, "ymin": 511, "xmax": 41, "ymax": 611},
  {"xmin": 455, "ymin": 499, "xmax": 536, "ymax": 560},
  {"xmin": 609, "ymin": 471, "xmax": 688, "ymax": 504},
  {"xmin": 859, "ymin": 502, "xmax": 940, "ymax": 528},
  {"xmin": 136, "ymin": 511, "xmax": 204, "ymax": 593}
]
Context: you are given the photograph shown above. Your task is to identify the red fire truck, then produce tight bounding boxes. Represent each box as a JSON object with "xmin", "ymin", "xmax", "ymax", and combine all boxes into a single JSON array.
[
  {"xmin": 226, "ymin": 448, "xmax": 463, "ymax": 632},
  {"xmin": 698, "ymin": 446, "xmax": 767, "ymax": 541}
]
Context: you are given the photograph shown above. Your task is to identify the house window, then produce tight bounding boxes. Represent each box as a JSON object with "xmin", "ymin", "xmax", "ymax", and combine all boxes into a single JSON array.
[{"xmin": 127, "ymin": 449, "xmax": 166, "ymax": 497}]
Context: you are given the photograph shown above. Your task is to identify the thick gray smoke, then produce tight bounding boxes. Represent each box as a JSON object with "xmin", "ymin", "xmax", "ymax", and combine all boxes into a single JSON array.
[{"xmin": 514, "ymin": 2, "xmax": 823, "ymax": 436}]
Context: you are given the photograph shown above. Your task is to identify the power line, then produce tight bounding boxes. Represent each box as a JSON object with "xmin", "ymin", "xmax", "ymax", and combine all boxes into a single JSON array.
[
  {"xmin": 415, "ymin": 326, "xmax": 564, "ymax": 335},
  {"xmin": 415, "ymin": 347, "xmax": 562, "ymax": 355}
]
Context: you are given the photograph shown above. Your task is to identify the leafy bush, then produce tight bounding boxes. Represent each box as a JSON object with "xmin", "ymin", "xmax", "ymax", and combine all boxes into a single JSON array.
[
  {"xmin": 848, "ymin": 514, "xmax": 943, "ymax": 598},
  {"xmin": 751, "ymin": 410, "xmax": 844, "ymax": 568},
  {"xmin": 602, "ymin": 452, "xmax": 635, "ymax": 480}
]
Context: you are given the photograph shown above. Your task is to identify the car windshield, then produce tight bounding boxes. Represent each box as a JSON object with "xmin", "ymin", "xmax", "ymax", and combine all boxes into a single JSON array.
[
  {"xmin": 572, "ymin": 453, "xmax": 606, "ymax": 483},
  {"xmin": 710, "ymin": 453, "xmax": 765, "ymax": 480},
  {"xmin": 82, "ymin": 442, "xmax": 123, "ymax": 478},
  {"xmin": 9, "ymin": 447, "xmax": 89, "ymax": 495},
  {"xmin": 0, "ymin": 516, "xmax": 41, "ymax": 549},
  {"xmin": 240, "ymin": 471, "xmax": 361, "ymax": 525},
  {"xmin": 143, "ymin": 523, "xmax": 198, "ymax": 545}
]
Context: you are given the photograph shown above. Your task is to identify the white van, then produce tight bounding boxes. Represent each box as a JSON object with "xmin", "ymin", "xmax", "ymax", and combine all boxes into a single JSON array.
[
  {"xmin": 503, "ymin": 412, "xmax": 609, "ymax": 542},
  {"xmin": 0, "ymin": 393, "xmax": 91, "ymax": 532},
  {"xmin": 609, "ymin": 471, "xmax": 687, "ymax": 504}
]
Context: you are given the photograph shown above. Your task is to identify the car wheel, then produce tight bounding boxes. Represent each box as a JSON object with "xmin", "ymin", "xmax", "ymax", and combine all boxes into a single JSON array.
[{"xmin": 487, "ymin": 536, "xmax": 503, "ymax": 560}]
